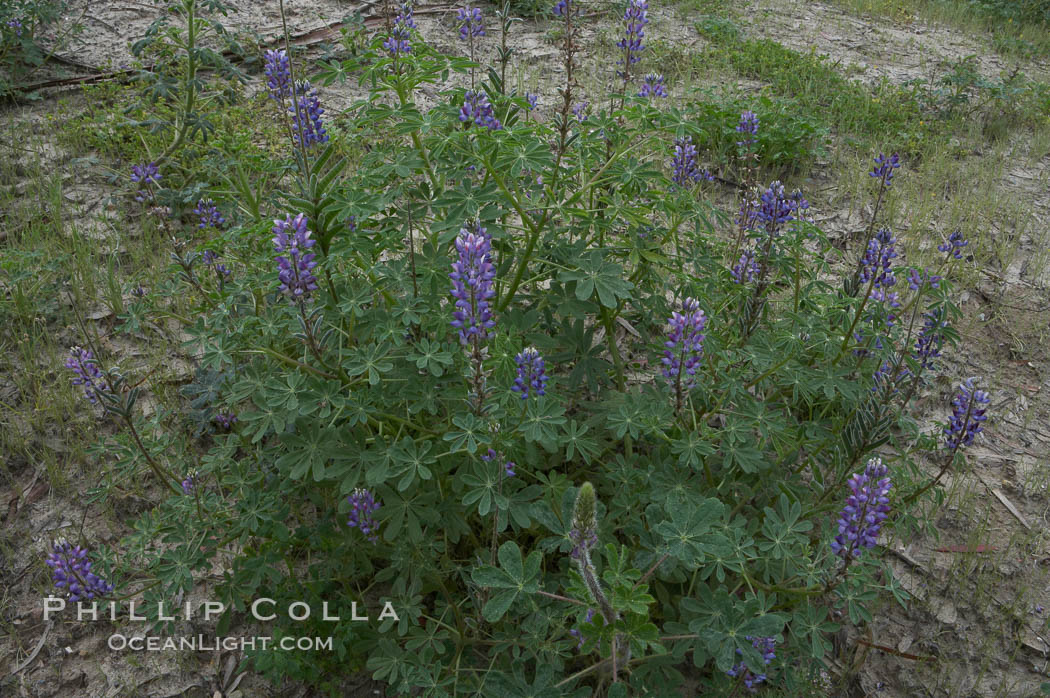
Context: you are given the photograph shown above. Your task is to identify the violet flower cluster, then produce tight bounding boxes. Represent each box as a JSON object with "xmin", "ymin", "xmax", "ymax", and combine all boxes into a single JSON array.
[
  {"xmin": 194, "ymin": 199, "xmax": 225, "ymax": 229},
  {"xmin": 727, "ymin": 635, "xmax": 776, "ymax": 693},
  {"xmin": 831, "ymin": 457, "xmax": 892, "ymax": 559},
  {"xmin": 572, "ymin": 101, "xmax": 588, "ymax": 121},
  {"xmin": 7, "ymin": 18, "xmax": 23, "ymax": 36},
  {"xmin": 214, "ymin": 411, "xmax": 237, "ymax": 429},
  {"xmin": 131, "ymin": 162, "xmax": 160, "ymax": 202},
  {"xmin": 264, "ymin": 49, "xmax": 292, "ymax": 100},
  {"xmin": 938, "ymin": 230, "xmax": 969, "ymax": 259},
  {"xmin": 661, "ymin": 297, "xmax": 707, "ymax": 390},
  {"xmin": 460, "ymin": 90, "xmax": 502, "ymax": 130},
  {"xmin": 290, "ymin": 81, "xmax": 329, "ymax": 148},
  {"xmin": 755, "ymin": 180, "xmax": 807, "ymax": 236},
  {"xmin": 511, "ymin": 347, "xmax": 548, "ymax": 400},
  {"xmin": 859, "ymin": 228, "xmax": 900, "ymax": 315},
  {"xmin": 449, "ymin": 225, "xmax": 497, "ymax": 344},
  {"xmin": 383, "ymin": 3, "xmax": 415, "ymax": 56},
  {"xmin": 906, "ymin": 268, "xmax": 941, "ymax": 291},
  {"xmin": 347, "ymin": 488, "xmax": 382, "ymax": 543},
  {"xmin": 914, "ymin": 308, "xmax": 947, "ymax": 370},
  {"xmin": 871, "ymin": 360, "xmax": 910, "ymax": 396},
  {"xmin": 617, "ymin": 0, "xmax": 648, "ymax": 72},
  {"xmin": 553, "ymin": 0, "xmax": 574, "ymax": 17},
  {"xmin": 944, "ymin": 378, "xmax": 990, "ymax": 451},
  {"xmin": 201, "ymin": 250, "xmax": 231, "ymax": 279},
  {"xmin": 66, "ymin": 347, "xmax": 108, "ymax": 405},
  {"xmin": 731, "ymin": 248, "xmax": 761, "ymax": 284},
  {"xmin": 736, "ymin": 110, "xmax": 759, "ymax": 149},
  {"xmin": 525, "ymin": 92, "xmax": 538, "ymax": 110},
  {"xmin": 870, "ymin": 152, "xmax": 900, "ymax": 186},
  {"xmin": 456, "ymin": 6, "xmax": 485, "ymax": 40},
  {"xmin": 181, "ymin": 471, "xmax": 198, "ymax": 495},
  {"xmin": 637, "ymin": 73, "xmax": 667, "ymax": 99},
  {"xmin": 272, "ymin": 213, "xmax": 319, "ymax": 300},
  {"xmin": 670, "ymin": 137, "xmax": 712, "ymax": 188},
  {"xmin": 46, "ymin": 539, "xmax": 114, "ymax": 602}
]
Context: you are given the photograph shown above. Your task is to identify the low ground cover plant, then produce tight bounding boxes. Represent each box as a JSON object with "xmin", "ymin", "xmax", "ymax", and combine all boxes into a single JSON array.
[{"xmin": 47, "ymin": 0, "xmax": 994, "ymax": 693}]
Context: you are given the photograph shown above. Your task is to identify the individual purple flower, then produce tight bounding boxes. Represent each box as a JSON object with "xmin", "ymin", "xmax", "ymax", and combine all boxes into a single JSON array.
[
  {"xmin": 937, "ymin": 230, "xmax": 969, "ymax": 259},
  {"xmin": 553, "ymin": 0, "xmax": 574, "ymax": 16},
  {"xmin": 831, "ymin": 457, "xmax": 892, "ymax": 559},
  {"xmin": 525, "ymin": 92, "xmax": 538, "ymax": 110},
  {"xmin": 449, "ymin": 225, "xmax": 497, "ymax": 344},
  {"xmin": 662, "ymin": 297, "xmax": 706, "ymax": 392},
  {"xmin": 727, "ymin": 636, "xmax": 776, "ymax": 693},
  {"xmin": 569, "ymin": 608, "xmax": 596, "ymax": 649},
  {"xmin": 347, "ymin": 488, "xmax": 382, "ymax": 543},
  {"xmin": 870, "ymin": 152, "xmax": 900, "ymax": 186},
  {"xmin": 194, "ymin": 199, "xmax": 225, "ymax": 229},
  {"xmin": 272, "ymin": 213, "xmax": 319, "ymax": 300},
  {"xmin": 914, "ymin": 308, "xmax": 947, "ymax": 371},
  {"xmin": 637, "ymin": 73, "xmax": 667, "ymax": 98},
  {"xmin": 46, "ymin": 539, "xmax": 115, "ymax": 602},
  {"xmin": 944, "ymin": 378, "xmax": 990, "ymax": 451},
  {"xmin": 736, "ymin": 110, "xmax": 759, "ymax": 148},
  {"xmin": 731, "ymin": 248, "xmax": 761, "ymax": 284},
  {"xmin": 616, "ymin": 0, "xmax": 648, "ymax": 73},
  {"xmin": 484, "ymin": 448, "xmax": 516, "ymax": 477},
  {"xmin": 131, "ymin": 162, "xmax": 161, "ymax": 202},
  {"xmin": 504, "ymin": 460, "xmax": 516, "ymax": 477},
  {"xmin": 512, "ymin": 347, "xmax": 548, "ymax": 399},
  {"xmin": 215, "ymin": 411, "xmax": 237, "ymax": 429},
  {"xmin": 181, "ymin": 471, "xmax": 198, "ymax": 495},
  {"xmin": 459, "ymin": 90, "xmax": 502, "ymax": 130},
  {"xmin": 670, "ymin": 137, "xmax": 713, "ymax": 188},
  {"xmin": 289, "ymin": 81, "xmax": 328, "ymax": 148},
  {"xmin": 65, "ymin": 347, "xmax": 108, "ymax": 405},
  {"xmin": 263, "ymin": 49, "xmax": 292, "ymax": 100},
  {"xmin": 456, "ymin": 6, "xmax": 485, "ymax": 40}
]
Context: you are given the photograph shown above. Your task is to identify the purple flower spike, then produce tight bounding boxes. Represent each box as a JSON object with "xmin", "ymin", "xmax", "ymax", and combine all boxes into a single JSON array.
[
  {"xmin": 859, "ymin": 229, "xmax": 898, "ymax": 302},
  {"xmin": 937, "ymin": 230, "xmax": 969, "ymax": 259},
  {"xmin": 264, "ymin": 49, "xmax": 292, "ymax": 100},
  {"xmin": 525, "ymin": 92, "xmax": 538, "ymax": 110},
  {"xmin": 456, "ymin": 6, "xmax": 485, "ymax": 40},
  {"xmin": 459, "ymin": 90, "xmax": 502, "ymax": 130},
  {"xmin": 731, "ymin": 248, "xmax": 761, "ymax": 284},
  {"xmin": 347, "ymin": 488, "xmax": 382, "ymax": 543},
  {"xmin": 670, "ymin": 137, "xmax": 713, "ymax": 188},
  {"xmin": 727, "ymin": 635, "xmax": 776, "ymax": 693},
  {"xmin": 870, "ymin": 152, "xmax": 900, "ymax": 186},
  {"xmin": 831, "ymin": 457, "xmax": 892, "ymax": 559},
  {"xmin": 449, "ymin": 225, "xmax": 497, "ymax": 344},
  {"xmin": 384, "ymin": 3, "xmax": 415, "ymax": 56},
  {"xmin": 46, "ymin": 539, "xmax": 115, "ymax": 602},
  {"xmin": 662, "ymin": 297, "xmax": 707, "ymax": 391},
  {"xmin": 290, "ymin": 81, "xmax": 328, "ymax": 148},
  {"xmin": 756, "ymin": 180, "xmax": 805, "ymax": 235},
  {"xmin": 272, "ymin": 213, "xmax": 319, "ymax": 300},
  {"xmin": 195, "ymin": 199, "xmax": 225, "ymax": 229},
  {"xmin": 914, "ymin": 308, "xmax": 947, "ymax": 371},
  {"xmin": 617, "ymin": 0, "xmax": 648, "ymax": 72},
  {"xmin": 512, "ymin": 346, "xmax": 548, "ymax": 399},
  {"xmin": 65, "ymin": 347, "xmax": 108, "ymax": 405},
  {"xmin": 944, "ymin": 378, "xmax": 990, "ymax": 451},
  {"xmin": 638, "ymin": 73, "xmax": 667, "ymax": 99},
  {"xmin": 736, "ymin": 110, "xmax": 759, "ymax": 148}
]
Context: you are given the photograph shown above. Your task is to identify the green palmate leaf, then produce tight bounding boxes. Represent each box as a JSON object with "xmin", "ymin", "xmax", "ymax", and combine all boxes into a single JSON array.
[
  {"xmin": 470, "ymin": 541, "xmax": 541, "ymax": 621},
  {"xmin": 654, "ymin": 496, "xmax": 725, "ymax": 568},
  {"xmin": 518, "ymin": 398, "xmax": 566, "ymax": 451},
  {"xmin": 557, "ymin": 251, "xmax": 634, "ymax": 308}
]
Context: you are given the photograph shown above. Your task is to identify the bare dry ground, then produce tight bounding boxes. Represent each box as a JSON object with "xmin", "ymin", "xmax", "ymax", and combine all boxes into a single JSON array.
[{"xmin": 2, "ymin": 0, "xmax": 1049, "ymax": 696}]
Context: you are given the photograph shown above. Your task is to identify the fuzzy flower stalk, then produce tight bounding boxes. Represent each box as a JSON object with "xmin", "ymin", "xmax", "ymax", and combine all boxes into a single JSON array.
[
  {"xmin": 569, "ymin": 483, "xmax": 630, "ymax": 678},
  {"xmin": 662, "ymin": 298, "xmax": 707, "ymax": 413},
  {"xmin": 46, "ymin": 539, "xmax": 115, "ymax": 602},
  {"xmin": 450, "ymin": 224, "xmax": 496, "ymax": 414}
]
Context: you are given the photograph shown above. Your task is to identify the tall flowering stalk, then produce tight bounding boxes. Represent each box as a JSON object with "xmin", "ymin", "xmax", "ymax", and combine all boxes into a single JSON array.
[
  {"xmin": 289, "ymin": 81, "xmax": 329, "ymax": 148},
  {"xmin": 272, "ymin": 213, "xmax": 319, "ymax": 301},
  {"xmin": 661, "ymin": 298, "xmax": 706, "ymax": 413},
  {"xmin": 194, "ymin": 199, "xmax": 225, "ymax": 229},
  {"xmin": 830, "ymin": 457, "xmax": 892, "ymax": 569},
  {"xmin": 670, "ymin": 137, "xmax": 712, "ymax": 189},
  {"xmin": 384, "ymin": 2, "xmax": 414, "ymax": 57},
  {"xmin": 730, "ymin": 110, "xmax": 760, "ymax": 265},
  {"xmin": 450, "ymin": 225, "xmax": 496, "ymax": 414},
  {"xmin": 46, "ymin": 539, "xmax": 115, "ymax": 602},
  {"xmin": 616, "ymin": 0, "xmax": 648, "ymax": 106},
  {"xmin": 905, "ymin": 379, "xmax": 991, "ymax": 504},
  {"xmin": 66, "ymin": 347, "xmax": 110, "ymax": 405},
  {"xmin": 850, "ymin": 152, "xmax": 900, "ymax": 290},
  {"xmin": 844, "ymin": 228, "xmax": 900, "ymax": 359},
  {"xmin": 264, "ymin": 49, "xmax": 292, "ymax": 100},
  {"xmin": 568, "ymin": 483, "xmax": 629, "ymax": 680},
  {"xmin": 457, "ymin": 5, "xmax": 485, "ymax": 86},
  {"xmin": 460, "ymin": 90, "xmax": 502, "ymax": 130}
]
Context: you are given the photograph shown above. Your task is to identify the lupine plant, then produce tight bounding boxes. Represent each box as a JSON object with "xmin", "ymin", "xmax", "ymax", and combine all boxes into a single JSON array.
[{"xmin": 69, "ymin": 1, "xmax": 994, "ymax": 694}]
